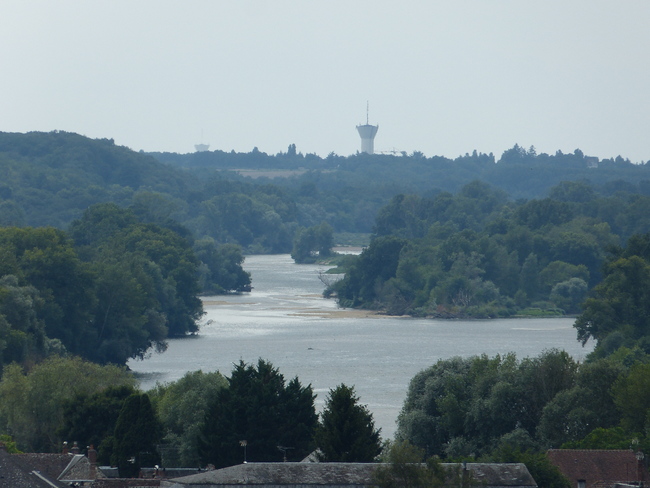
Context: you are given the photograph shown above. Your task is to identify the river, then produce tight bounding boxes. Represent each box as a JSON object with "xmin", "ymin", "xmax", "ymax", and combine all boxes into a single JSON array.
[{"xmin": 128, "ymin": 254, "xmax": 594, "ymax": 440}]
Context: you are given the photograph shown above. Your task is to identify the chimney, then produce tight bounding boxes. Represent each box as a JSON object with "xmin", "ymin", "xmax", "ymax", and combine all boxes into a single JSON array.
[
  {"xmin": 71, "ymin": 441, "xmax": 80, "ymax": 454},
  {"xmin": 62, "ymin": 441, "xmax": 69, "ymax": 455},
  {"xmin": 87, "ymin": 445, "xmax": 98, "ymax": 479}
]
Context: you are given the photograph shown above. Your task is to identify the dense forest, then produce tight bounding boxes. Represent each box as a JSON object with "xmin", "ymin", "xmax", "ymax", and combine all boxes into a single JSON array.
[
  {"xmin": 0, "ymin": 203, "xmax": 250, "ymax": 367},
  {"xmin": 328, "ymin": 180, "xmax": 650, "ymax": 319}
]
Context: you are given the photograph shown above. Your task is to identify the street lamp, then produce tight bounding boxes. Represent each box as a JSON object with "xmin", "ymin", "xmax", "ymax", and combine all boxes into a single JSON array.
[{"xmin": 239, "ymin": 440, "xmax": 247, "ymax": 463}]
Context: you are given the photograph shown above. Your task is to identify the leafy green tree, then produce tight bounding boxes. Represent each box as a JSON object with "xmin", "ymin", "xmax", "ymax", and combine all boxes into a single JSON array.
[
  {"xmin": 575, "ymin": 253, "xmax": 650, "ymax": 351},
  {"xmin": 0, "ymin": 356, "xmax": 135, "ymax": 452},
  {"xmin": 0, "ymin": 434, "xmax": 21, "ymax": 453},
  {"xmin": 514, "ymin": 199, "xmax": 574, "ymax": 230},
  {"xmin": 150, "ymin": 370, "xmax": 228, "ymax": 467},
  {"xmin": 516, "ymin": 350, "xmax": 578, "ymax": 432},
  {"xmin": 519, "ymin": 253, "xmax": 540, "ymax": 301},
  {"xmin": 315, "ymin": 384, "xmax": 382, "ymax": 462},
  {"xmin": 198, "ymin": 360, "xmax": 317, "ymax": 468},
  {"xmin": 0, "ymin": 275, "xmax": 48, "ymax": 366},
  {"xmin": 548, "ymin": 181, "xmax": 597, "ymax": 203},
  {"xmin": 112, "ymin": 393, "xmax": 161, "ymax": 477},
  {"xmin": 194, "ymin": 240, "xmax": 251, "ymax": 293},
  {"xmin": 612, "ymin": 363, "xmax": 650, "ymax": 433},
  {"xmin": 538, "ymin": 261, "xmax": 590, "ymax": 296},
  {"xmin": 67, "ymin": 203, "xmax": 138, "ymax": 256},
  {"xmin": 491, "ymin": 448, "xmax": 571, "ymax": 488},
  {"xmin": 291, "ymin": 222, "xmax": 334, "ymax": 263},
  {"xmin": 562, "ymin": 426, "xmax": 638, "ymax": 450},
  {"xmin": 397, "ymin": 350, "xmax": 578, "ymax": 459},
  {"xmin": 549, "ymin": 278, "xmax": 588, "ymax": 314},
  {"xmin": 88, "ymin": 258, "xmax": 168, "ymax": 364},
  {"xmin": 536, "ymin": 387, "xmax": 598, "ymax": 448},
  {"xmin": 335, "ymin": 236, "xmax": 407, "ymax": 307},
  {"xmin": 68, "ymin": 203, "xmax": 255, "ymax": 361},
  {"xmin": 106, "ymin": 223, "xmax": 203, "ymax": 337},
  {"xmin": 0, "ymin": 227, "xmax": 95, "ymax": 358},
  {"xmin": 199, "ymin": 193, "xmax": 293, "ymax": 253},
  {"xmin": 374, "ymin": 440, "xmax": 448, "ymax": 488},
  {"xmin": 130, "ymin": 190, "xmax": 188, "ymax": 227}
]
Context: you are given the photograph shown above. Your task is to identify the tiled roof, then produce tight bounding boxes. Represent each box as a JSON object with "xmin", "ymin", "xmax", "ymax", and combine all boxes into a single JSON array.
[
  {"xmin": 547, "ymin": 449, "xmax": 647, "ymax": 488},
  {"xmin": 14, "ymin": 452, "xmax": 73, "ymax": 481},
  {"xmin": 91, "ymin": 479, "xmax": 161, "ymax": 487},
  {"xmin": 60, "ymin": 453, "xmax": 102, "ymax": 481},
  {"xmin": 0, "ymin": 449, "xmax": 63, "ymax": 488},
  {"xmin": 160, "ymin": 462, "xmax": 537, "ymax": 488},
  {"xmin": 15, "ymin": 451, "xmax": 99, "ymax": 483}
]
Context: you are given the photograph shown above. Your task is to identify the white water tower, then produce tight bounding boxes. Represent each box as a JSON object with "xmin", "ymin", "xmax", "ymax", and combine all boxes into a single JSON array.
[{"xmin": 356, "ymin": 103, "xmax": 378, "ymax": 154}]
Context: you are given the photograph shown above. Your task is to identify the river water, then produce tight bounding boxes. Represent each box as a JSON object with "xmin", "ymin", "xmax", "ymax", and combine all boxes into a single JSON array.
[{"xmin": 128, "ymin": 254, "xmax": 594, "ymax": 440}]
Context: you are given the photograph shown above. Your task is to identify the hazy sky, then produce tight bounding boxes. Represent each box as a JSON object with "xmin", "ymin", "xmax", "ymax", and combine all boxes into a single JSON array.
[{"xmin": 2, "ymin": 1, "xmax": 649, "ymax": 161}]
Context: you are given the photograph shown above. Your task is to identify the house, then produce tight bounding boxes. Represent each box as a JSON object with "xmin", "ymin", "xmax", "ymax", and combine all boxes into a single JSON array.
[
  {"xmin": 0, "ymin": 447, "xmax": 63, "ymax": 488},
  {"xmin": 547, "ymin": 449, "xmax": 648, "ymax": 488},
  {"xmin": 159, "ymin": 462, "xmax": 537, "ymax": 488},
  {"xmin": 0, "ymin": 442, "xmax": 162, "ymax": 488},
  {"xmin": 0, "ymin": 441, "xmax": 99, "ymax": 487}
]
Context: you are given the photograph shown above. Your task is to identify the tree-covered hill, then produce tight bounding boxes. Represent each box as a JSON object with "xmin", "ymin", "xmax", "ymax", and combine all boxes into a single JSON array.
[
  {"xmin": 0, "ymin": 132, "xmax": 302, "ymax": 252},
  {"xmin": 0, "ymin": 131, "xmax": 194, "ymax": 228},
  {"xmin": 151, "ymin": 144, "xmax": 650, "ymax": 202}
]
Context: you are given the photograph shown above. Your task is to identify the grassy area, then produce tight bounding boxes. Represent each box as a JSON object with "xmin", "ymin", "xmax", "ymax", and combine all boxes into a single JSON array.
[
  {"xmin": 333, "ymin": 232, "xmax": 371, "ymax": 247},
  {"xmin": 516, "ymin": 307, "xmax": 565, "ymax": 317}
]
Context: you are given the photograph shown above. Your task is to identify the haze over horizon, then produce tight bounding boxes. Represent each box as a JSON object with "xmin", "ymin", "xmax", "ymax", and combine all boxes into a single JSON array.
[{"xmin": 2, "ymin": 1, "xmax": 649, "ymax": 162}]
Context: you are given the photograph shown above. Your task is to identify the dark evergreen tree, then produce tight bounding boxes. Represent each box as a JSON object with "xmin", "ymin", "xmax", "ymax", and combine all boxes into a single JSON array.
[
  {"xmin": 58, "ymin": 385, "xmax": 137, "ymax": 464},
  {"xmin": 198, "ymin": 359, "xmax": 317, "ymax": 468},
  {"xmin": 112, "ymin": 393, "xmax": 161, "ymax": 477},
  {"xmin": 315, "ymin": 384, "xmax": 382, "ymax": 462}
]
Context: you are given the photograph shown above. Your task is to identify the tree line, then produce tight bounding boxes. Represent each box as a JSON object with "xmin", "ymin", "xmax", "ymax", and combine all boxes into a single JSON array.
[
  {"xmin": 0, "ymin": 357, "xmax": 382, "ymax": 477},
  {"xmin": 392, "ymin": 231, "xmax": 650, "ymax": 486},
  {"xmin": 0, "ymin": 202, "xmax": 250, "ymax": 368},
  {"xmin": 7, "ymin": 349, "xmax": 637, "ymax": 487}
]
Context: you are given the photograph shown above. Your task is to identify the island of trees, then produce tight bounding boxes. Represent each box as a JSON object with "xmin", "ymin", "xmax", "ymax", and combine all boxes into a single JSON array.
[{"xmin": 326, "ymin": 180, "xmax": 649, "ymax": 319}]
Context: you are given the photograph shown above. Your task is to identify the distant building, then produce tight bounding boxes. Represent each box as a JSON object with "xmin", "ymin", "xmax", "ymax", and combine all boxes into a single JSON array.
[
  {"xmin": 194, "ymin": 144, "xmax": 210, "ymax": 152},
  {"xmin": 356, "ymin": 103, "xmax": 379, "ymax": 154},
  {"xmin": 160, "ymin": 462, "xmax": 537, "ymax": 488},
  {"xmin": 547, "ymin": 449, "xmax": 648, "ymax": 488},
  {"xmin": 356, "ymin": 124, "xmax": 379, "ymax": 154}
]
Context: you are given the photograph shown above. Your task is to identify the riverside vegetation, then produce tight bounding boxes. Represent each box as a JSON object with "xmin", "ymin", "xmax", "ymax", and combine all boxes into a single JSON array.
[{"xmin": 325, "ymin": 183, "xmax": 645, "ymax": 319}]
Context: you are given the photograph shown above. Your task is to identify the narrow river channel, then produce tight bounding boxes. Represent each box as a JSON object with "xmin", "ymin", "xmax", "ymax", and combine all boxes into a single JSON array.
[{"xmin": 128, "ymin": 254, "xmax": 594, "ymax": 440}]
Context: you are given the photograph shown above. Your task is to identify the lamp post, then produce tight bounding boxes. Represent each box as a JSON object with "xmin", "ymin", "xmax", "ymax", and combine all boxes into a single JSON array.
[{"xmin": 239, "ymin": 440, "xmax": 247, "ymax": 464}]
